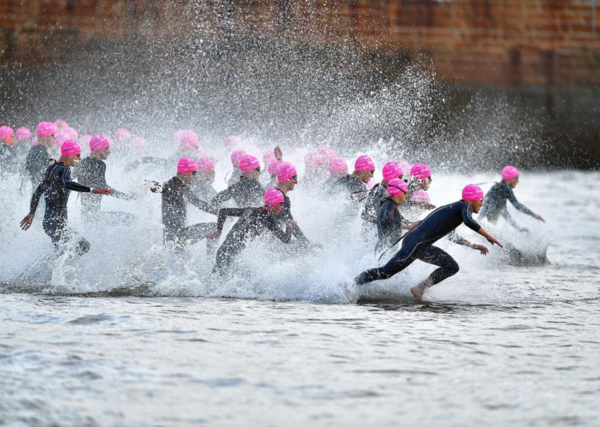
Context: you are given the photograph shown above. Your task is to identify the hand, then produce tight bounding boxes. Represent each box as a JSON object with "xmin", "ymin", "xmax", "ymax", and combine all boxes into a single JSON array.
[
  {"xmin": 274, "ymin": 146, "xmax": 283, "ymax": 161},
  {"xmin": 487, "ymin": 236, "xmax": 503, "ymax": 248},
  {"xmin": 286, "ymin": 220, "xmax": 298, "ymax": 228},
  {"xmin": 473, "ymin": 244, "xmax": 489, "ymax": 255},
  {"xmin": 205, "ymin": 231, "xmax": 221, "ymax": 239},
  {"xmin": 535, "ymin": 214, "xmax": 545, "ymax": 223},
  {"xmin": 425, "ymin": 203, "xmax": 436, "ymax": 210},
  {"xmin": 20, "ymin": 213, "xmax": 35, "ymax": 231},
  {"xmin": 93, "ymin": 188, "xmax": 111, "ymax": 196}
]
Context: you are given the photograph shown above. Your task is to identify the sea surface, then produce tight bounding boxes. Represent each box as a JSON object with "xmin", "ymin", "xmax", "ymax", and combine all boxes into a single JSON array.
[{"xmin": 1, "ymin": 171, "xmax": 599, "ymax": 426}]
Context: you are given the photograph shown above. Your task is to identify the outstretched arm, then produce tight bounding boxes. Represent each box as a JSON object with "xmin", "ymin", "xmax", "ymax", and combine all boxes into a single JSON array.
[
  {"xmin": 508, "ymin": 189, "xmax": 544, "ymax": 222},
  {"xmin": 477, "ymin": 227, "xmax": 503, "ymax": 248},
  {"xmin": 21, "ymin": 182, "xmax": 45, "ymax": 230}
]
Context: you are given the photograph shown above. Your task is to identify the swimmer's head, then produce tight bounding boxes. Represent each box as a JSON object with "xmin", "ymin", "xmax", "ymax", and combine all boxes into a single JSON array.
[
  {"xmin": 15, "ymin": 127, "xmax": 32, "ymax": 143},
  {"xmin": 225, "ymin": 135, "xmax": 242, "ymax": 150},
  {"xmin": 90, "ymin": 135, "xmax": 111, "ymax": 159},
  {"xmin": 462, "ymin": 184, "xmax": 484, "ymax": 213},
  {"xmin": 114, "ymin": 128, "xmax": 132, "ymax": 144},
  {"xmin": 276, "ymin": 162, "xmax": 298, "ymax": 192},
  {"xmin": 264, "ymin": 187, "xmax": 285, "ymax": 215},
  {"xmin": 354, "ymin": 155, "xmax": 375, "ymax": 183},
  {"xmin": 0, "ymin": 126, "xmax": 14, "ymax": 146},
  {"xmin": 240, "ymin": 154, "xmax": 261, "ymax": 179},
  {"xmin": 501, "ymin": 165, "xmax": 520, "ymax": 188},
  {"xmin": 387, "ymin": 178, "xmax": 408, "ymax": 204},
  {"xmin": 328, "ymin": 157, "xmax": 348, "ymax": 177},
  {"xmin": 410, "ymin": 163, "xmax": 432, "ymax": 190},
  {"xmin": 263, "ymin": 151, "xmax": 278, "ymax": 169},
  {"xmin": 411, "ymin": 190, "xmax": 430, "ymax": 204},
  {"xmin": 318, "ymin": 146, "xmax": 335, "ymax": 160},
  {"xmin": 382, "ymin": 161, "xmax": 402, "ymax": 181},
  {"xmin": 60, "ymin": 140, "xmax": 82, "ymax": 166},
  {"xmin": 305, "ymin": 151, "xmax": 327, "ymax": 170},
  {"xmin": 231, "ymin": 149, "xmax": 247, "ymax": 169},
  {"xmin": 177, "ymin": 157, "xmax": 198, "ymax": 183},
  {"xmin": 197, "ymin": 156, "xmax": 215, "ymax": 183},
  {"xmin": 36, "ymin": 122, "xmax": 58, "ymax": 146}
]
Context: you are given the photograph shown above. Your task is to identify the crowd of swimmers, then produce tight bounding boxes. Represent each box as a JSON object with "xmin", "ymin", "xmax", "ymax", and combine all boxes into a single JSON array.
[{"xmin": 1, "ymin": 120, "xmax": 546, "ymax": 300}]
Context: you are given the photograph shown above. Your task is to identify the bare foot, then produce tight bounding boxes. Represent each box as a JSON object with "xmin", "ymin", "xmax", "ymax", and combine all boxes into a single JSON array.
[{"xmin": 410, "ymin": 286, "xmax": 424, "ymax": 301}]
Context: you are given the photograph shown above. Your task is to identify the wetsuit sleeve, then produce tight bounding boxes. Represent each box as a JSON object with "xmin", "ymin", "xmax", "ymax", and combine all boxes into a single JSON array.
[
  {"xmin": 29, "ymin": 182, "xmax": 44, "ymax": 214},
  {"xmin": 361, "ymin": 185, "xmax": 379, "ymax": 221},
  {"xmin": 267, "ymin": 217, "xmax": 292, "ymax": 243},
  {"xmin": 461, "ymin": 204, "xmax": 481, "ymax": 232},
  {"xmin": 210, "ymin": 185, "xmax": 235, "ymax": 207},
  {"xmin": 215, "ymin": 208, "xmax": 248, "ymax": 232},
  {"xmin": 187, "ymin": 190, "xmax": 219, "ymax": 215},
  {"xmin": 379, "ymin": 202, "xmax": 398, "ymax": 229},
  {"xmin": 507, "ymin": 188, "xmax": 536, "ymax": 217},
  {"xmin": 60, "ymin": 168, "xmax": 92, "ymax": 193},
  {"xmin": 501, "ymin": 209, "xmax": 521, "ymax": 229},
  {"xmin": 448, "ymin": 230, "xmax": 471, "ymax": 246}
]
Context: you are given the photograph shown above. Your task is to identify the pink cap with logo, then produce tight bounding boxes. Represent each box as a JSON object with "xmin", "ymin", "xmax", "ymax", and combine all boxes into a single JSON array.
[
  {"xmin": 382, "ymin": 162, "xmax": 402, "ymax": 181},
  {"xmin": 54, "ymin": 131, "xmax": 70, "ymax": 147},
  {"xmin": 276, "ymin": 162, "xmax": 297, "ymax": 183},
  {"xmin": 354, "ymin": 155, "xmax": 375, "ymax": 173},
  {"xmin": 61, "ymin": 140, "xmax": 81, "ymax": 156},
  {"xmin": 231, "ymin": 149, "xmax": 247, "ymax": 166},
  {"xmin": 197, "ymin": 156, "xmax": 215, "ymax": 173},
  {"xmin": 411, "ymin": 163, "xmax": 431, "ymax": 180},
  {"xmin": 89, "ymin": 135, "xmax": 110, "ymax": 153},
  {"xmin": 387, "ymin": 178, "xmax": 408, "ymax": 196},
  {"xmin": 411, "ymin": 190, "xmax": 430, "ymax": 203},
  {"xmin": 37, "ymin": 122, "xmax": 58, "ymax": 138},
  {"xmin": 16, "ymin": 127, "xmax": 31, "ymax": 140},
  {"xmin": 501, "ymin": 165, "xmax": 519, "ymax": 181},
  {"xmin": 328, "ymin": 157, "xmax": 348, "ymax": 175},
  {"xmin": 264, "ymin": 188, "xmax": 284, "ymax": 206},
  {"xmin": 398, "ymin": 162, "xmax": 412, "ymax": 177},
  {"xmin": 239, "ymin": 154, "xmax": 260, "ymax": 172},
  {"xmin": 0, "ymin": 126, "xmax": 14, "ymax": 142},
  {"xmin": 179, "ymin": 130, "xmax": 198, "ymax": 149},
  {"xmin": 177, "ymin": 157, "xmax": 198, "ymax": 174},
  {"xmin": 268, "ymin": 160, "xmax": 282, "ymax": 175},
  {"xmin": 462, "ymin": 184, "xmax": 484, "ymax": 201}
]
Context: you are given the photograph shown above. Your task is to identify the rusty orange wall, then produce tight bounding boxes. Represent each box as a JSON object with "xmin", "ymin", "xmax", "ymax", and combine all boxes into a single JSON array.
[{"xmin": 1, "ymin": 0, "xmax": 599, "ymax": 88}]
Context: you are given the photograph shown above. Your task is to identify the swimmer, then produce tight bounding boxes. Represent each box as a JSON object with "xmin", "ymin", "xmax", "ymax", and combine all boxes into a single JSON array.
[
  {"xmin": 479, "ymin": 165, "xmax": 545, "ymax": 231},
  {"xmin": 211, "ymin": 154, "xmax": 265, "ymax": 208},
  {"xmin": 208, "ymin": 188, "xmax": 296, "ymax": 274},
  {"xmin": 362, "ymin": 161, "xmax": 403, "ymax": 227},
  {"xmin": 274, "ymin": 162, "xmax": 311, "ymax": 246},
  {"xmin": 336, "ymin": 155, "xmax": 375, "ymax": 195},
  {"xmin": 75, "ymin": 135, "xmax": 136, "ymax": 224},
  {"xmin": 227, "ymin": 149, "xmax": 247, "ymax": 186},
  {"xmin": 159, "ymin": 157, "xmax": 219, "ymax": 251},
  {"xmin": 354, "ymin": 184, "xmax": 503, "ymax": 301},
  {"xmin": 374, "ymin": 179, "xmax": 421, "ymax": 255},
  {"xmin": 20, "ymin": 141, "xmax": 111, "ymax": 255},
  {"xmin": 191, "ymin": 156, "xmax": 218, "ymax": 201},
  {"xmin": 24, "ymin": 122, "xmax": 56, "ymax": 190}
]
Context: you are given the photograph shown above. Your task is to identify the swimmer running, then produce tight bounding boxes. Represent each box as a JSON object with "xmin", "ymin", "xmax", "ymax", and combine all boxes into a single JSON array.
[{"xmin": 354, "ymin": 184, "xmax": 503, "ymax": 301}]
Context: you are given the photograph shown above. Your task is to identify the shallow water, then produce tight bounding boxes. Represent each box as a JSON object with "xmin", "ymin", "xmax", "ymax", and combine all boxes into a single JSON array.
[{"xmin": 1, "ymin": 170, "xmax": 599, "ymax": 426}]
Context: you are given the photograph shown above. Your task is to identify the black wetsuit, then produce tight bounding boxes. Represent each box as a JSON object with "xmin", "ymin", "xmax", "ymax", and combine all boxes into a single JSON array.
[
  {"xmin": 361, "ymin": 183, "xmax": 387, "ymax": 225},
  {"xmin": 355, "ymin": 200, "xmax": 481, "ymax": 286},
  {"xmin": 336, "ymin": 175, "xmax": 366, "ymax": 194},
  {"xmin": 211, "ymin": 176, "xmax": 264, "ymax": 208},
  {"xmin": 161, "ymin": 176, "xmax": 219, "ymax": 249},
  {"xmin": 191, "ymin": 180, "xmax": 218, "ymax": 202},
  {"xmin": 75, "ymin": 156, "xmax": 133, "ymax": 223},
  {"xmin": 274, "ymin": 189, "xmax": 310, "ymax": 245},
  {"xmin": 24, "ymin": 145, "xmax": 50, "ymax": 189},
  {"xmin": 214, "ymin": 207, "xmax": 292, "ymax": 272},
  {"xmin": 375, "ymin": 197, "xmax": 405, "ymax": 254},
  {"xmin": 30, "ymin": 162, "xmax": 93, "ymax": 254},
  {"xmin": 480, "ymin": 182, "xmax": 537, "ymax": 229}
]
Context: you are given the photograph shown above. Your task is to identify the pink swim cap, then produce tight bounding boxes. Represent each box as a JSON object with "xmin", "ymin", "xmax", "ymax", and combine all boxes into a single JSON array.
[
  {"xmin": 398, "ymin": 162, "xmax": 412, "ymax": 177},
  {"xmin": 382, "ymin": 161, "xmax": 402, "ymax": 181},
  {"xmin": 501, "ymin": 165, "xmax": 520, "ymax": 181},
  {"xmin": 37, "ymin": 122, "xmax": 58, "ymax": 138},
  {"xmin": 263, "ymin": 150, "xmax": 277, "ymax": 167},
  {"xmin": 114, "ymin": 128, "xmax": 132, "ymax": 143},
  {"xmin": 54, "ymin": 131, "xmax": 70, "ymax": 147},
  {"xmin": 133, "ymin": 137, "xmax": 148, "ymax": 151},
  {"xmin": 276, "ymin": 162, "xmax": 297, "ymax": 183},
  {"xmin": 305, "ymin": 151, "xmax": 326, "ymax": 169},
  {"xmin": 54, "ymin": 119, "xmax": 69, "ymax": 130},
  {"xmin": 197, "ymin": 156, "xmax": 215, "ymax": 173},
  {"xmin": 79, "ymin": 134, "xmax": 92, "ymax": 146},
  {"xmin": 177, "ymin": 157, "xmax": 198, "ymax": 174},
  {"xmin": 0, "ymin": 126, "xmax": 14, "ymax": 142},
  {"xmin": 61, "ymin": 140, "xmax": 81, "ymax": 157},
  {"xmin": 239, "ymin": 154, "xmax": 260, "ymax": 172},
  {"xmin": 318, "ymin": 146, "xmax": 335, "ymax": 160},
  {"xmin": 354, "ymin": 155, "xmax": 375, "ymax": 173},
  {"xmin": 387, "ymin": 178, "xmax": 408, "ymax": 196},
  {"xmin": 411, "ymin": 163, "xmax": 431, "ymax": 180},
  {"xmin": 264, "ymin": 188, "xmax": 284, "ymax": 206},
  {"xmin": 231, "ymin": 149, "xmax": 247, "ymax": 166},
  {"xmin": 65, "ymin": 127, "xmax": 78, "ymax": 142},
  {"xmin": 16, "ymin": 127, "xmax": 31, "ymax": 140},
  {"xmin": 462, "ymin": 184, "xmax": 484, "ymax": 201},
  {"xmin": 89, "ymin": 135, "xmax": 110, "ymax": 153},
  {"xmin": 411, "ymin": 190, "xmax": 430, "ymax": 203},
  {"xmin": 328, "ymin": 157, "xmax": 348, "ymax": 175},
  {"xmin": 179, "ymin": 130, "xmax": 198, "ymax": 149},
  {"xmin": 268, "ymin": 160, "xmax": 282, "ymax": 175},
  {"xmin": 224, "ymin": 135, "xmax": 242, "ymax": 150}
]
